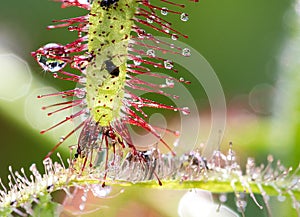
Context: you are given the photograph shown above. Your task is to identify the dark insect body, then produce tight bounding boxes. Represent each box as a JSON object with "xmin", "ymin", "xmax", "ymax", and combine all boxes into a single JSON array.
[
  {"xmin": 104, "ymin": 59, "xmax": 120, "ymax": 77},
  {"xmin": 100, "ymin": 0, "xmax": 119, "ymax": 8}
]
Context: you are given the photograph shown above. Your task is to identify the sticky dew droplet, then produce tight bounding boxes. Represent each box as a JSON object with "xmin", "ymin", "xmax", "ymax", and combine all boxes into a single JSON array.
[
  {"xmin": 60, "ymin": 136, "xmax": 65, "ymax": 142},
  {"xmin": 147, "ymin": 15, "xmax": 155, "ymax": 24},
  {"xmin": 163, "ymin": 25, "xmax": 170, "ymax": 33},
  {"xmin": 146, "ymin": 49, "xmax": 155, "ymax": 57},
  {"xmin": 36, "ymin": 43, "xmax": 68, "ymax": 72},
  {"xmin": 171, "ymin": 34, "xmax": 178, "ymax": 41},
  {"xmin": 173, "ymin": 138, "xmax": 180, "ymax": 147},
  {"xmin": 133, "ymin": 55, "xmax": 142, "ymax": 65},
  {"xmin": 180, "ymin": 13, "xmax": 189, "ymax": 22},
  {"xmin": 182, "ymin": 48, "xmax": 191, "ymax": 57},
  {"xmin": 161, "ymin": 7, "xmax": 168, "ymax": 15},
  {"xmin": 219, "ymin": 193, "xmax": 228, "ymax": 203},
  {"xmin": 147, "ymin": 18, "xmax": 153, "ymax": 24},
  {"xmin": 78, "ymin": 77, "xmax": 87, "ymax": 85},
  {"xmin": 137, "ymin": 29, "xmax": 146, "ymax": 38},
  {"xmin": 165, "ymin": 78, "xmax": 174, "ymax": 88},
  {"xmin": 181, "ymin": 107, "xmax": 190, "ymax": 115},
  {"xmin": 164, "ymin": 60, "xmax": 173, "ymax": 69},
  {"xmin": 37, "ymin": 55, "xmax": 67, "ymax": 72},
  {"xmin": 79, "ymin": 203, "xmax": 85, "ymax": 211},
  {"xmin": 74, "ymin": 88, "xmax": 86, "ymax": 98},
  {"xmin": 91, "ymin": 184, "xmax": 112, "ymax": 198},
  {"xmin": 277, "ymin": 195, "xmax": 286, "ymax": 202}
]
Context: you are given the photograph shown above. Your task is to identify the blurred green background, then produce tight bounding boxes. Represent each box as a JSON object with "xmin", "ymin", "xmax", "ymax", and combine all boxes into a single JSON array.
[{"xmin": 0, "ymin": 0, "xmax": 299, "ymax": 216}]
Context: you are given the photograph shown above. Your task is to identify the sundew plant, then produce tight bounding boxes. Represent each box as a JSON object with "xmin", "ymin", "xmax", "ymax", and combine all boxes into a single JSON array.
[{"xmin": 0, "ymin": 0, "xmax": 300, "ymax": 217}]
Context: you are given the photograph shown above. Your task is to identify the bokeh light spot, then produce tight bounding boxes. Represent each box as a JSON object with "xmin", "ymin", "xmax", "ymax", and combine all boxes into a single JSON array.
[{"xmin": 0, "ymin": 53, "xmax": 32, "ymax": 101}]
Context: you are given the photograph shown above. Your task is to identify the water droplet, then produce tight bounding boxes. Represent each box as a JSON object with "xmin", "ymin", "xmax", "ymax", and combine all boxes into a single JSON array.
[
  {"xmin": 147, "ymin": 18, "xmax": 153, "ymax": 23},
  {"xmin": 91, "ymin": 185, "xmax": 112, "ymax": 198},
  {"xmin": 35, "ymin": 43, "xmax": 68, "ymax": 72},
  {"xmin": 173, "ymin": 138, "xmax": 180, "ymax": 147},
  {"xmin": 181, "ymin": 13, "xmax": 189, "ymax": 22},
  {"xmin": 79, "ymin": 203, "xmax": 85, "ymax": 211},
  {"xmin": 133, "ymin": 55, "xmax": 142, "ymax": 65},
  {"xmin": 81, "ymin": 195, "xmax": 87, "ymax": 202},
  {"xmin": 37, "ymin": 55, "xmax": 67, "ymax": 72},
  {"xmin": 146, "ymin": 49, "xmax": 155, "ymax": 57},
  {"xmin": 219, "ymin": 193, "xmax": 227, "ymax": 203},
  {"xmin": 78, "ymin": 0, "xmax": 90, "ymax": 5},
  {"xmin": 74, "ymin": 88, "xmax": 86, "ymax": 98},
  {"xmin": 78, "ymin": 77, "xmax": 87, "ymax": 85},
  {"xmin": 277, "ymin": 195, "xmax": 286, "ymax": 202},
  {"xmin": 147, "ymin": 15, "xmax": 155, "ymax": 24},
  {"xmin": 161, "ymin": 7, "xmax": 168, "ymax": 15},
  {"xmin": 171, "ymin": 34, "xmax": 178, "ymax": 41},
  {"xmin": 181, "ymin": 107, "xmax": 190, "ymax": 115},
  {"xmin": 235, "ymin": 193, "xmax": 247, "ymax": 213},
  {"xmin": 236, "ymin": 201, "xmax": 247, "ymax": 213},
  {"xmin": 137, "ymin": 29, "xmax": 146, "ymax": 38},
  {"xmin": 72, "ymin": 57, "xmax": 88, "ymax": 73},
  {"xmin": 164, "ymin": 60, "xmax": 173, "ymax": 69},
  {"xmin": 42, "ymin": 158, "xmax": 53, "ymax": 171},
  {"xmin": 163, "ymin": 25, "xmax": 170, "ymax": 33},
  {"xmin": 166, "ymin": 78, "xmax": 174, "ymax": 88},
  {"xmin": 182, "ymin": 48, "xmax": 191, "ymax": 57}
]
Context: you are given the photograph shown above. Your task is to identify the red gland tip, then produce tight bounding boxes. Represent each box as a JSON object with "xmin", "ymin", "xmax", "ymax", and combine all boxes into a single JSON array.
[
  {"xmin": 43, "ymin": 155, "xmax": 51, "ymax": 160},
  {"xmin": 31, "ymin": 51, "xmax": 36, "ymax": 57}
]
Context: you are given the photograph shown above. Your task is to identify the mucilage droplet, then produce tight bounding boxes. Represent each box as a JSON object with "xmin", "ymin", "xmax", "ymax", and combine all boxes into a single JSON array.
[{"xmin": 35, "ymin": 43, "xmax": 68, "ymax": 72}]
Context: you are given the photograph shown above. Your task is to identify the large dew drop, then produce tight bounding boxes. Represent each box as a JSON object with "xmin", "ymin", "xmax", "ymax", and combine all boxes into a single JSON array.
[{"xmin": 36, "ymin": 43, "xmax": 68, "ymax": 72}]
